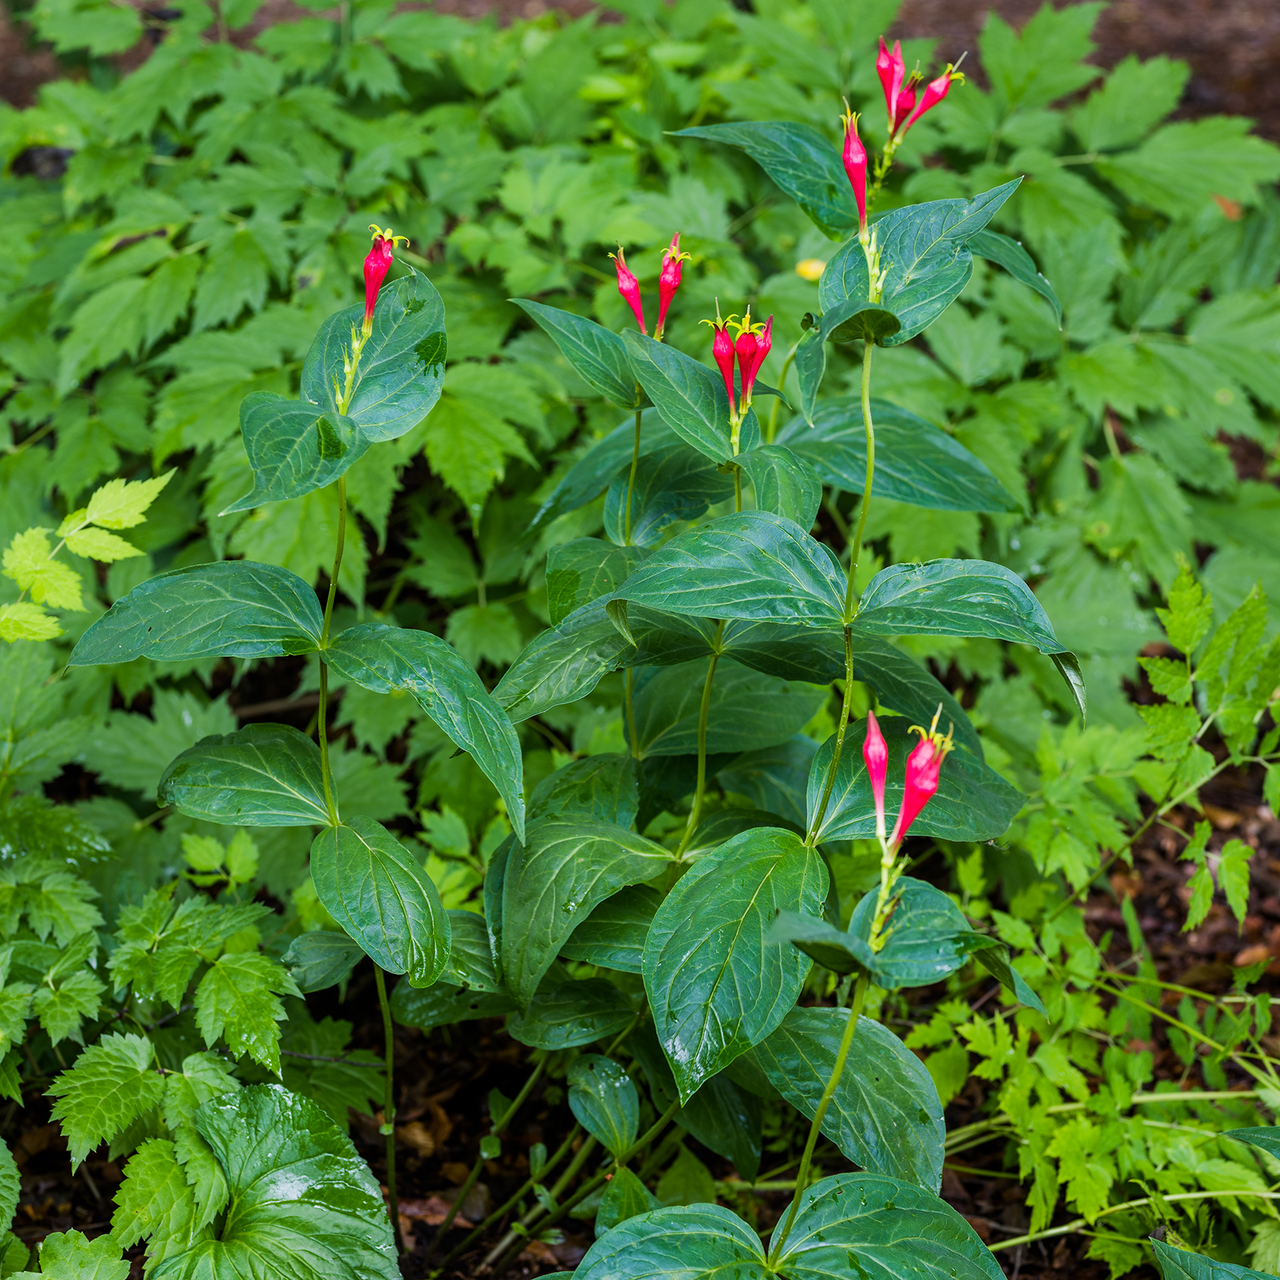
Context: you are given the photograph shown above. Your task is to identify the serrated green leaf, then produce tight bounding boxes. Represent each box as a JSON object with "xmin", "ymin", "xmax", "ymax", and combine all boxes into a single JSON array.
[
  {"xmin": 63, "ymin": 528, "xmax": 142, "ymax": 563},
  {"xmin": 84, "ymin": 472, "xmax": 173, "ymax": 530},
  {"xmin": 19, "ymin": 1229, "xmax": 130, "ymax": 1280},
  {"xmin": 194, "ymin": 951, "xmax": 300, "ymax": 1074},
  {"xmin": 112, "ymin": 1139, "xmax": 208, "ymax": 1269},
  {"xmin": 2, "ymin": 530, "xmax": 83, "ymax": 610},
  {"xmin": 32, "ymin": 971, "xmax": 104, "ymax": 1045}
]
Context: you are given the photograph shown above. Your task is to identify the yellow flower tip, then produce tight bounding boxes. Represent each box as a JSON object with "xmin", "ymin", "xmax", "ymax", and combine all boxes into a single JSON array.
[{"xmin": 795, "ymin": 258, "xmax": 825, "ymax": 282}]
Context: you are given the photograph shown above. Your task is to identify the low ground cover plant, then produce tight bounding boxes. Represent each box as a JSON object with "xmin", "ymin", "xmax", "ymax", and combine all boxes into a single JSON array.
[{"xmin": 1, "ymin": 0, "xmax": 1280, "ymax": 1276}]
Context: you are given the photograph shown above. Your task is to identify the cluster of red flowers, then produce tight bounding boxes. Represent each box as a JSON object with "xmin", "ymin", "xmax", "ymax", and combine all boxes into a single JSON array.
[
  {"xmin": 610, "ymin": 233, "xmax": 691, "ymax": 341},
  {"xmin": 863, "ymin": 708, "xmax": 954, "ymax": 850},
  {"xmin": 703, "ymin": 306, "xmax": 773, "ymax": 426}
]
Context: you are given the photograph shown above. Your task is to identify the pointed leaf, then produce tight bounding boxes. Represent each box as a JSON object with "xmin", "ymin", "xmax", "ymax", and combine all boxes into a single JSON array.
[
  {"xmin": 603, "ymin": 444, "xmax": 734, "ymax": 548},
  {"xmin": 1154, "ymin": 1241, "xmax": 1275, "ymax": 1280},
  {"xmin": 507, "ymin": 978, "xmax": 636, "ymax": 1050},
  {"xmin": 568, "ymin": 1055, "xmax": 639, "ymax": 1158},
  {"xmin": 561, "ymin": 885, "xmax": 660, "ymax": 974},
  {"xmin": 596, "ymin": 1169, "xmax": 661, "ymax": 1238},
  {"xmin": 282, "ymin": 931, "xmax": 364, "ymax": 994},
  {"xmin": 547, "ymin": 539, "xmax": 650, "ymax": 626},
  {"xmin": 576, "ymin": 1204, "xmax": 769, "ymax": 1280},
  {"xmin": 738, "ymin": 445, "xmax": 822, "ymax": 528},
  {"xmin": 970, "ymin": 229, "xmax": 1061, "ymax": 323},
  {"xmin": 512, "ymin": 300, "xmax": 639, "ymax": 408}
]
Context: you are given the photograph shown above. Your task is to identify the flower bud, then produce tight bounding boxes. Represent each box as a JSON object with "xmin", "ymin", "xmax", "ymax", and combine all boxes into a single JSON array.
[
  {"xmin": 655, "ymin": 232, "xmax": 691, "ymax": 341},
  {"xmin": 364, "ymin": 225, "xmax": 407, "ymax": 334},
  {"xmin": 899, "ymin": 64, "xmax": 964, "ymax": 135},
  {"xmin": 610, "ymin": 245, "xmax": 646, "ymax": 334},
  {"xmin": 876, "ymin": 38, "xmax": 906, "ymax": 131},
  {"xmin": 889, "ymin": 709, "xmax": 954, "ymax": 847},
  {"xmin": 841, "ymin": 109, "xmax": 867, "ymax": 235},
  {"xmin": 863, "ymin": 710, "xmax": 888, "ymax": 842},
  {"xmin": 700, "ymin": 303, "xmax": 737, "ymax": 416},
  {"xmin": 739, "ymin": 314, "xmax": 772, "ymax": 406}
]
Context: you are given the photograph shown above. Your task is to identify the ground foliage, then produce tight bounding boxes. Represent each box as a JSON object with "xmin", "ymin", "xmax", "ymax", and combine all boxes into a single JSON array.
[{"xmin": 0, "ymin": 0, "xmax": 1279, "ymax": 1276}]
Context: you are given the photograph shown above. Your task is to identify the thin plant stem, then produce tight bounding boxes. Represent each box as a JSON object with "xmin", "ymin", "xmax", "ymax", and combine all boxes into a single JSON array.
[
  {"xmin": 675, "ymin": 622, "xmax": 725, "ymax": 857},
  {"xmin": 624, "ymin": 667, "xmax": 639, "ymax": 761},
  {"xmin": 429, "ymin": 1059, "xmax": 548, "ymax": 1252},
  {"xmin": 625, "ymin": 407, "xmax": 642, "ymax": 544},
  {"xmin": 734, "ymin": 466, "xmax": 742, "ymax": 512},
  {"xmin": 766, "ymin": 346, "xmax": 797, "ymax": 443},
  {"xmin": 844, "ymin": 343, "xmax": 876, "ymax": 618},
  {"xmin": 316, "ymin": 475, "xmax": 348, "ymax": 825},
  {"xmin": 806, "ymin": 627, "xmax": 854, "ymax": 845},
  {"xmin": 374, "ymin": 967, "xmax": 406, "ymax": 1255},
  {"xmin": 769, "ymin": 973, "xmax": 869, "ymax": 1263}
]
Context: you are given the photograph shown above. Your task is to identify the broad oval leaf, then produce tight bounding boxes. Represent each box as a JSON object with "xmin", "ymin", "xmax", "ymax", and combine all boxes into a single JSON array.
[
  {"xmin": 502, "ymin": 818, "xmax": 672, "ymax": 1008},
  {"xmin": 151, "ymin": 1084, "xmax": 398, "ymax": 1280},
  {"xmin": 794, "ymin": 301, "xmax": 900, "ymax": 423},
  {"xmin": 70, "ymin": 562, "xmax": 323, "ymax": 665},
  {"xmin": 300, "ymin": 269, "xmax": 446, "ymax": 442},
  {"xmin": 513, "ymin": 299, "xmax": 640, "ymax": 409},
  {"xmin": 748, "ymin": 1007, "xmax": 944, "ymax": 1191},
  {"xmin": 596, "ymin": 1168, "xmax": 660, "ymax": 1238},
  {"xmin": 157, "ymin": 724, "xmax": 329, "ymax": 827},
  {"xmin": 1152, "ymin": 1240, "xmax": 1274, "ymax": 1280},
  {"xmin": 439, "ymin": 909, "xmax": 501, "ymax": 992},
  {"xmin": 622, "ymin": 332, "xmax": 735, "ymax": 464},
  {"xmin": 568, "ymin": 1054, "xmax": 639, "ymax": 1158},
  {"xmin": 612, "ymin": 511, "xmax": 847, "ymax": 630},
  {"xmin": 507, "ymin": 978, "xmax": 637, "ymax": 1050},
  {"xmin": 309, "ymin": 817, "xmax": 450, "ymax": 987},
  {"xmin": 603, "ymin": 443, "xmax": 734, "ymax": 548},
  {"xmin": 770, "ymin": 1171, "xmax": 1005, "ymax": 1280},
  {"xmin": 806, "ymin": 718, "xmax": 1021, "ymax": 845},
  {"xmin": 970, "ymin": 229, "xmax": 1062, "ymax": 324},
  {"xmin": 577, "ymin": 1203, "xmax": 770, "ymax": 1280},
  {"xmin": 282, "ymin": 931, "xmax": 363, "ymax": 994},
  {"xmin": 738, "ymin": 444, "xmax": 822, "ymax": 528},
  {"xmin": 390, "ymin": 981, "xmax": 515, "ymax": 1031},
  {"xmin": 561, "ymin": 885, "xmax": 660, "ymax": 974},
  {"xmin": 327, "ymin": 623, "xmax": 526, "ymax": 841},
  {"xmin": 221, "ymin": 393, "xmax": 368, "ymax": 513},
  {"xmin": 547, "ymin": 539, "xmax": 649, "ymax": 627},
  {"xmin": 778, "ymin": 398, "xmax": 1018, "ymax": 514},
  {"xmin": 674, "ymin": 122, "xmax": 858, "ymax": 241},
  {"xmin": 716, "ymin": 735, "xmax": 817, "ymax": 829},
  {"xmin": 530, "ymin": 754, "xmax": 640, "ymax": 829},
  {"xmin": 643, "ymin": 827, "xmax": 827, "ymax": 1102}
]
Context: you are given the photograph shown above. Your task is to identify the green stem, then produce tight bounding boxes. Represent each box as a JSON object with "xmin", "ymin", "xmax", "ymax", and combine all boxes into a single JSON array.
[
  {"xmin": 733, "ymin": 466, "xmax": 742, "ymax": 512},
  {"xmin": 374, "ymin": 967, "xmax": 405, "ymax": 1255},
  {"xmin": 844, "ymin": 343, "xmax": 876, "ymax": 621},
  {"xmin": 805, "ymin": 627, "xmax": 854, "ymax": 846},
  {"xmin": 316, "ymin": 475, "xmax": 348, "ymax": 826},
  {"xmin": 624, "ymin": 407, "xmax": 642, "ymax": 544},
  {"xmin": 675, "ymin": 622, "xmax": 724, "ymax": 857},
  {"xmin": 769, "ymin": 973, "xmax": 869, "ymax": 1264},
  {"xmin": 766, "ymin": 347, "xmax": 797, "ymax": 443},
  {"xmin": 624, "ymin": 667, "xmax": 639, "ymax": 761}
]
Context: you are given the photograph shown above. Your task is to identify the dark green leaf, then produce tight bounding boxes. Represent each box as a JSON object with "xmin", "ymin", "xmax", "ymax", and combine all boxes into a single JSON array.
[
  {"xmin": 807, "ymin": 720, "xmax": 1021, "ymax": 845},
  {"xmin": 157, "ymin": 724, "xmax": 330, "ymax": 827},
  {"xmin": 327, "ymin": 623, "xmax": 526, "ymax": 841},
  {"xmin": 612, "ymin": 511, "xmax": 847, "ymax": 630},
  {"xmin": 970, "ymin": 229, "xmax": 1062, "ymax": 323},
  {"xmin": 1152, "ymin": 1240, "xmax": 1274, "ymax": 1280},
  {"xmin": 674, "ymin": 123, "xmax": 858, "ymax": 241},
  {"xmin": 794, "ymin": 300, "xmax": 901, "ymax": 423},
  {"xmin": 439, "ymin": 909, "xmax": 501, "ymax": 992},
  {"xmin": 222, "ymin": 394, "xmax": 368, "ymax": 513},
  {"xmin": 309, "ymin": 818, "xmax": 450, "ymax": 987},
  {"xmin": 530, "ymin": 755, "xmax": 640, "ymax": 828},
  {"xmin": 778, "ymin": 399, "xmax": 1018, "ymax": 513},
  {"xmin": 631, "ymin": 659, "xmax": 827, "ymax": 759},
  {"xmin": 1223, "ymin": 1127, "xmax": 1280, "ymax": 1160},
  {"xmin": 643, "ymin": 827, "xmax": 827, "ymax": 1102},
  {"xmin": 603, "ymin": 444, "xmax": 734, "ymax": 548},
  {"xmin": 508, "ymin": 978, "xmax": 637, "ymax": 1050},
  {"xmin": 300, "ymin": 270, "xmax": 446, "ymax": 443},
  {"xmin": 151, "ymin": 1084, "xmax": 398, "ymax": 1280},
  {"xmin": 625, "ymin": 608, "xmax": 720, "ymax": 667},
  {"xmin": 512, "ymin": 300, "xmax": 639, "ymax": 409},
  {"xmin": 70, "ymin": 562, "xmax": 323, "ymax": 665},
  {"xmin": 970, "ymin": 942, "xmax": 1047, "ymax": 1016},
  {"xmin": 595, "ymin": 1168, "xmax": 660, "ymax": 1238},
  {"xmin": 748, "ymin": 1007, "xmax": 944, "ymax": 1190},
  {"xmin": 561, "ymin": 885, "xmax": 660, "ymax": 973},
  {"xmin": 389, "ymin": 981, "xmax": 515, "ymax": 1031},
  {"xmin": 502, "ymin": 818, "xmax": 672, "ymax": 1007},
  {"xmin": 739, "ymin": 445, "xmax": 822, "ymax": 528},
  {"xmin": 567, "ymin": 1054, "xmax": 639, "ymax": 1157},
  {"xmin": 576, "ymin": 1203, "xmax": 769, "ymax": 1280},
  {"xmin": 282, "ymin": 932, "xmax": 363, "ymax": 994},
  {"xmin": 769, "ymin": 1172, "xmax": 1005, "ymax": 1280},
  {"xmin": 547, "ymin": 540, "xmax": 649, "ymax": 626},
  {"xmin": 717, "ymin": 736, "xmax": 817, "ymax": 829}
]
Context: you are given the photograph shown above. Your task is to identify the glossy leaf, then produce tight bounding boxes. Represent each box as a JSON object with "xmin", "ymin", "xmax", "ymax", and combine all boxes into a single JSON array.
[
  {"xmin": 530, "ymin": 755, "xmax": 640, "ymax": 828},
  {"xmin": 748, "ymin": 1007, "xmax": 944, "ymax": 1191},
  {"xmin": 1151, "ymin": 1240, "xmax": 1274, "ymax": 1280},
  {"xmin": 69, "ymin": 562, "xmax": 323, "ymax": 665},
  {"xmin": 612, "ymin": 511, "xmax": 847, "ymax": 630},
  {"xmin": 576, "ymin": 1204, "xmax": 770, "ymax": 1280},
  {"xmin": 595, "ymin": 1168, "xmax": 660, "ymax": 1238},
  {"xmin": 502, "ymin": 818, "xmax": 672, "ymax": 1007},
  {"xmin": 643, "ymin": 827, "xmax": 827, "ymax": 1102},
  {"xmin": 632, "ymin": 659, "xmax": 826, "ymax": 759},
  {"xmin": 513, "ymin": 299, "xmax": 640, "ymax": 408},
  {"xmin": 674, "ymin": 122, "xmax": 859, "ymax": 240},
  {"xmin": 794, "ymin": 301, "xmax": 901, "ymax": 422},
  {"xmin": 970, "ymin": 229, "xmax": 1062, "ymax": 323},
  {"xmin": 739, "ymin": 445, "xmax": 822, "ymax": 528},
  {"xmin": 769, "ymin": 1172, "xmax": 1006, "ymax": 1280},
  {"xmin": 281, "ymin": 931, "xmax": 363, "ymax": 994},
  {"xmin": 547, "ymin": 539, "xmax": 649, "ymax": 627},
  {"xmin": 1224, "ymin": 1127, "xmax": 1280, "ymax": 1160},
  {"xmin": 561, "ymin": 885, "xmax": 660, "ymax": 973},
  {"xmin": 327, "ymin": 623, "xmax": 526, "ymax": 841},
  {"xmin": 157, "ymin": 724, "xmax": 330, "ymax": 827},
  {"xmin": 778, "ymin": 398, "xmax": 1018, "ymax": 514},
  {"xmin": 717, "ymin": 735, "xmax": 817, "ymax": 829},
  {"xmin": 567, "ymin": 1055, "xmax": 639, "ymax": 1157},
  {"xmin": 222, "ymin": 393, "xmax": 368, "ymax": 513},
  {"xmin": 625, "ymin": 607, "xmax": 720, "ymax": 667},
  {"xmin": 507, "ymin": 978, "xmax": 636, "ymax": 1049},
  {"xmin": 807, "ymin": 719, "xmax": 1021, "ymax": 845},
  {"xmin": 853, "ymin": 559, "xmax": 1084, "ymax": 718},
  {"xmin": 603, "ymin": 444, "xmax": 734, "ymax": 548},
  {"xmin": 150, "ymin": 1084, "xmax": 398, "ymax": 1280},
  {"xmin": 389, "ymin": 981, "xmax": 515, "ymax": 1031},
  {"xmin": 300, "ymin": 269, "xmax": 446, "ymax": 443},
  {"xmin": 622, "ymin": 331, "xmax": 734, "ymax": 464},
  {"xmin": 495, "ymin": 600, "xmax": 633, "ymax": 723},
  {"xmin": 309, "ymin": 818, "xmax": 450, "ymax": 987},
  {"xmin": 439, "ymin": 909, "xmax": 502, "ymax": 992}
]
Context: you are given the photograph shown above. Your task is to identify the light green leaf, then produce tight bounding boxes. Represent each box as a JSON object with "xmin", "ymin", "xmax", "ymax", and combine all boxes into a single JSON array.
[
  {"xmin": 567, "ymin": 1055, "xmax": 639, "ymax": 1158},
  {"xmin": 194, "ymin": 951, "xmax": 301, "ymax": 1074}
]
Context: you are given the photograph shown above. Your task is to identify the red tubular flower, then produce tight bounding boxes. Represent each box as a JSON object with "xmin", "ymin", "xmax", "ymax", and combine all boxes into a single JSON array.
[
  {"xmin": 841, "ymin": 109, "xmax": 867, "ymax": 235},
  {"xmin": 889, "ymin": 712, "xmax": 954, "ymax": 847},
  {"xmin": 899, "ymin": 64, "xmax": 964, "ymax": 135},
  {"xmin": 739, "ymin": 314, "xmax": 772, "ymax": 405},
  {"xmin": 894, "ymin": 82, "xmax": 918, "ymax": 130},
  {"xmin": 863, "ymin": 710, "xmax": 888, "ymax": 840},
  {"xmin": 610, "ymin": 245, "xmax": 646, "ymax": 334},
  {"xmin": 876, "ymin": 38, "xmax": 906, "ymax": 131},
  {"xmin": 700, "ymin": 303, "xmax": 737, "ymax": 417},
  {"xmin": 364, "ymin": 225, "xmax": 408, "ymax": 333},
  {"xmin": 654, "ymin": 232, "xmax": 691, "ymax": 341}
]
